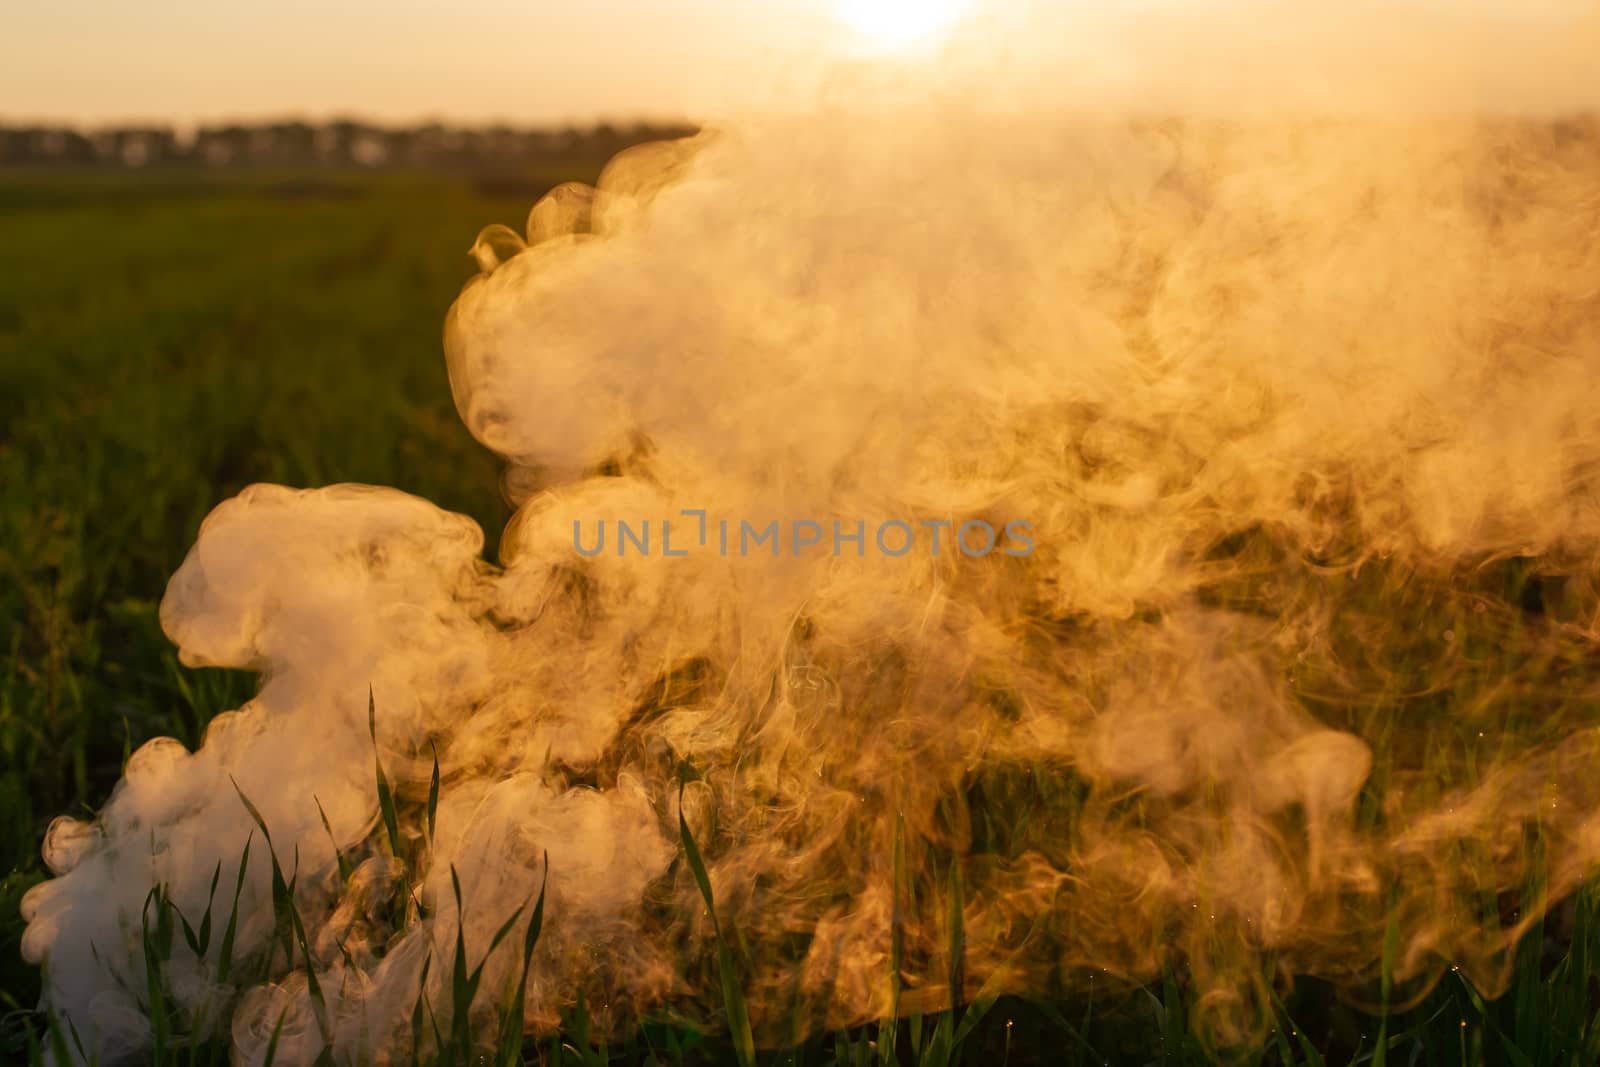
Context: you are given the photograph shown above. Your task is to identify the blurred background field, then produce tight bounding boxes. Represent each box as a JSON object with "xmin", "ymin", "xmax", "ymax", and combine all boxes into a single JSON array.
[
  {"xmin": 6, "ymin": 122, "xmax": 1600, "ymax": 1066},
  {"xmin": 0, "ymin": 159, "xmax": 605, "ymax": 1009}
]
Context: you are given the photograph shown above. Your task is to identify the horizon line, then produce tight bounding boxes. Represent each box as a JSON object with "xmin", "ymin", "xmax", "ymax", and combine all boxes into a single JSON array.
[{"xmin": 0, "ymin": 111, "xmax": 707, "ymax": 134}]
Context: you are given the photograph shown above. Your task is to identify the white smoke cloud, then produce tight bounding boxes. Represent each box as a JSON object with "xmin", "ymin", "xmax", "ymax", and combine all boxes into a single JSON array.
[{"xmin": 21, "ymin": 4, "xmax": 1600, "ymax": 1062}]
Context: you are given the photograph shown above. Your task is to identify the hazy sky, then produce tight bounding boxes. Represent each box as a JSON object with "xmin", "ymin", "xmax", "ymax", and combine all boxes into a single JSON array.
[
  {"xmin": 0, "ymin": 1, "xmax": 846, "ymax": 126},
  {"xmin": 4, "ymin": 1, "xmax": 1597, "ymax": 127}
]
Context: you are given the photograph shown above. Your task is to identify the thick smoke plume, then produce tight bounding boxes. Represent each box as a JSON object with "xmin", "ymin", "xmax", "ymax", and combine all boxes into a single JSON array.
[{"xmin": 20, "ymin": 3, "xmax": 1600, "ymax": 1063}]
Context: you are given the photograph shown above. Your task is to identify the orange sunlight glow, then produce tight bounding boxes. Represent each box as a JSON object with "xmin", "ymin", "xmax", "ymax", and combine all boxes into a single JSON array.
[{"xmin": 834, "ymin": 0, "xmax": 971, "ymax": 50}]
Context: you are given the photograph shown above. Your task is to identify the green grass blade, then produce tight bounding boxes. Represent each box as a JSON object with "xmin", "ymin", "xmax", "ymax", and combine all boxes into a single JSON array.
[
  {"xmin": 678, "ymin": 790, "xmax": 754, "ymax": 1067},
  {"xmin": 231, "ymin": 777, "xmax": 300, "ymax": 969},
  {"xmin": 1267, "ymin": 984, "xmax": 1325, "ymax": 1067},
  {"xmin": 262, "ymin": 1006, "xmax": 289, "ymax": 1067},
  {"xmin": 411, "ymin": 952, "xmax": 433, "ymax": 1061},
  {"xmin": 315, "ymin": 796, "xmax": 353, "ymax": 882},
  {"xmin": 881, "ymin": 814, "xmax": 904, "ymax": 1067},
  {"xmin": 951, "ymin": 911, "xmax": 1044, "ymax": 1053},
  {"xmin": 216, "ymin": 834, "xmax": 253, "ymax": 986},
  {"xmin": 946, "ymin": 859, "xmax": 965, "ymax": 1014},
  {"xmin": 1373, "ymin": 895, "xmax": 1398, "ymax": 1067},
  {"xmin": 44, "ymin": 1012, "xmax": 74, "ymax": 1067},
  {"xmin": 369, "ymin": 687, "xmax": 403, "ymax": 858},
  {"xmin": 497, "ymin": 852, "xmax": 549, "ymax": 1067},
  {"xmin": 141, "ymin": 887, "xmax": 171, "ymax": 1063},
  {"xmin": 450, "ymin": 865, "xmax": 476, "ymax": 1059},
  {"xmin": 427, "ymin": 741, "xmax": 441, "ymax": 844}
]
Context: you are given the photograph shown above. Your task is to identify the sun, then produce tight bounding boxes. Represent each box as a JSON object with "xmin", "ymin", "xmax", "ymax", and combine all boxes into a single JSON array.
[{"xmin": 834, "ymin": 0, "xmax": 971, "ymax": 51}]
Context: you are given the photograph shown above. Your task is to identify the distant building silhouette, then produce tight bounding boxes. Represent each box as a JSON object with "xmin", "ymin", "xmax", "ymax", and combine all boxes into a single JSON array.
[{"xmin": 0, "ymin": 119, "xmax": 698, "ymax": 170}]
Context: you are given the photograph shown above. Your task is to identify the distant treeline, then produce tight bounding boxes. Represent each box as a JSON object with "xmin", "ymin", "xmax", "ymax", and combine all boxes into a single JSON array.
[{"xmin": 0, "ymin": 120, "xmax": 700, "ymax": 170}]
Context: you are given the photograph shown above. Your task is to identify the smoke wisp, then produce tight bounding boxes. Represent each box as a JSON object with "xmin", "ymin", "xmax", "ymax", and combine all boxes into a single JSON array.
[{"xmin": 20, "ymin": 5, "xmax": 1600, "ymax": 1062}]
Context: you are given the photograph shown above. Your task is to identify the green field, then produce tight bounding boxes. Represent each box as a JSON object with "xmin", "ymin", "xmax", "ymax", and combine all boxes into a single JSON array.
[
  {"xmin": 0, "ymin": 169, "xmax": 537, "ymax": 1014},
  {"xmin": 3, "ymin": 170, "xmax": 1599, "ymax": 1066}
]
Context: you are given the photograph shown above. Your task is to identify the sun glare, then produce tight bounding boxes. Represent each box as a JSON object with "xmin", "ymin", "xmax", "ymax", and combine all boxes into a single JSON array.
[{"xmin": 834, "ymin": 0, "xmax": 970, "ymax": 51}]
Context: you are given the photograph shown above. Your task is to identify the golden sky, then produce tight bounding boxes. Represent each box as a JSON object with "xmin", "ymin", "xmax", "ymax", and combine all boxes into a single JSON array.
[
  {"xmin": 3, "ymin": 1, "xmax": 1597, "ymax": 127},
  {"xmin": 1, "ymin": 1, "xmax": 843, "ymax": 126}
]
